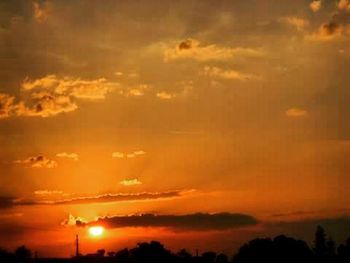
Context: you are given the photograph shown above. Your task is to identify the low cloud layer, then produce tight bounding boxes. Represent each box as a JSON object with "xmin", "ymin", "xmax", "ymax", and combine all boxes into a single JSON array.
[{"xmin": 75, "ymin": 212, "xmax": 258, "ymax": 231}]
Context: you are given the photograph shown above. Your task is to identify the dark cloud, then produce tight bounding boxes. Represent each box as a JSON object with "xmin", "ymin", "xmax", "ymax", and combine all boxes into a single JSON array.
[
  {"xmin": 78, "ymin": 212, "xmax": 258, "ymax": 231},
  {"xmin": 0, "ymin": 196, "xmax": 15, "ymax": 209},
  {"xmin": 0, "ymin": 190, "xmax": 186, "ymax": 208},
  {"xmin": 178, "ymin": 39, "xmax": 193, "ymax": 50}
]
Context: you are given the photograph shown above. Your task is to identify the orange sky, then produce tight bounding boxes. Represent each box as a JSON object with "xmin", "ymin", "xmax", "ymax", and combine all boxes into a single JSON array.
[{"xmin": 1, "ymin": 0, "xmax": 350, "ymax": 257}]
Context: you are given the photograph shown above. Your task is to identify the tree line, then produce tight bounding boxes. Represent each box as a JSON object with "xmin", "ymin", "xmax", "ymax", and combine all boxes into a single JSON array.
[{"xmin": 1, "ymin": 226, "xmax": 350, "ymax": 263}]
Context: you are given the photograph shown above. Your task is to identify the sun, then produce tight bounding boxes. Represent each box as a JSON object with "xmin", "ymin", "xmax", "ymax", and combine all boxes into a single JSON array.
[{"xmin": 88, "ymin": 226, "xmax": 104, "ymax": 237}]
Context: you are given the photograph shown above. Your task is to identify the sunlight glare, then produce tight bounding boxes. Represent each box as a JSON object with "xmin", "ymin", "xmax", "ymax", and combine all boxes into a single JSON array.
[{"xmin": 88, "ymin": 226, "xmax": 104, "ymax": 237}]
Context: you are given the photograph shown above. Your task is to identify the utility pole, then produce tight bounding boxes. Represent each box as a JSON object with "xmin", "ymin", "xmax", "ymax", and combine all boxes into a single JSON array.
[{"xmin": 75, "ymin": 234, "xmax": 79, "ymax": 257}]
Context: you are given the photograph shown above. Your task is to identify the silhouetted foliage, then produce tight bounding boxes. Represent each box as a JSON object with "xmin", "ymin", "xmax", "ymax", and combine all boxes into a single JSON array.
[
  {"xmin": 1, "ymin": 226, "xmax": 350, "ymax": 263},
  {"xmin": 15, "ymin": 246, "xmax": 31, "ymax": 263}
]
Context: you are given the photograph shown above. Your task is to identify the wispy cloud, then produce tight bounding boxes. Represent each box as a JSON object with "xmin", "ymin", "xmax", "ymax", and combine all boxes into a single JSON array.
[
  {"xmin": 56, "ymin": 152, "xmax": 79, "ymax": 161},
  {"xmin": 202, "ymin": 66, "xmax": 257, "ymax": 81},
  {"xmin": 280, "ymin": 17, "xmax": 309, "ymax": 32},
  {"xmin": 14, "ymin": 155, "xmax": 57, "ymax": 168},
  {"xmin": 119, "ymin": 178, "xmax": 142, "ymax": 186},
  {"xmin": 286, "ymin": 108, "xmax": 308, "ymax": 118},
  {"xmin": 112, "ymin": 150, "xmax": 146, "ymax": 159},
  {"xmin": 156, "ymin": 92, "xmax": 174, "ymax": 100},
  {"xmin": 0, "ymin": 93, "xmax": 16, "ymax": 119},
  {"xmin": 75, "ymin": 212, "xmax": 258, "ymax": 231},
  {"xmin": 34, "ymin": 190, "xmax": 64, "ymax": 196},
  {"xmin": 0, "ymin": 190, "xmax": 189, "ymax": 208},
  {"xmin": 164, "ymin": 39, "xmax": 263, "ymax": 62}
]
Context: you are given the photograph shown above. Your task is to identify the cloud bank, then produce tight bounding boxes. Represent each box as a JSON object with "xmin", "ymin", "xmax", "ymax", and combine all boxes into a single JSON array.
[{"xmin": 75, "ymin": 212, "xmax": 258, "ymax": 231}]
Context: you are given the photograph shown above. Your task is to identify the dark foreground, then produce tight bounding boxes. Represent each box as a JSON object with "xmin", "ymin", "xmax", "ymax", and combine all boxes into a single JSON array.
[{"xmin": 1, "ymin": 226, "xmax": 350, "ymax": 263}]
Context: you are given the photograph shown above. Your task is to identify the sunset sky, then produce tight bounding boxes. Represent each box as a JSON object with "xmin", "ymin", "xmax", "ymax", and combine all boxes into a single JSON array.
[{"xmin": 1, "ymin": 0, "xmax": 350, "ymax": 257}]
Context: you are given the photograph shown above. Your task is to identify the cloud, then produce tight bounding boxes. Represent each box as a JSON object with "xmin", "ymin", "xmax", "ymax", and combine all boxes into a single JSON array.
[
  {"xmin": 32, "ymin": 1, "xmax": 49, "ymax": 23},
  {"xmin": 338, "ymin": 0, "xmax": 350, "ymax": 11},
  {"xmin": 310, "ymin": 0, "xmax": 322, "ymax": 12},
  {"xmin": 0, "ymin": 75, "xmax": 119, "ymax": 119},
  {"xmin": 308, "ymin": 22, "xmax": 343, "ymax": 41},
  {"xmin": 56, "ymin": 152, "xmax": 79, "ymax": 161},
  {"xmin": 76, "ymin": 212, "xmax": 258, "ymax": 231},
  {"xmin": 2, "ymin": 190, "xmax": 187, "ymax": 208},
  {"xmin": 34, "ymin": 190, "xmax": 64, "ymax": 196},
  {"xmin": 61, "ymin": 214, "xmax": 87, "ymax": 226},
  {"xmin": 202, "ymin": 66, "xmax": 257, "ymax": 81},
  {"xmin": 281, "ymin": 17, "xmax": 309, "ymax": 31},
  {"xmin": 112, "ymin": 150, "xmax": 146, "ymax": 159},
  {"xmin": 285, "ymin": 108, "xmax": 308, "ymax": 118},
  {"xmin": 156, "ymin": 92, "xmax": 174, "ymax": 100},
  {"xmin": 123, "ymin": 84, "xmax": 150, "ymax": 97},
  {"xmin": 0, "ymin": 93, "xmax": 16, "ymax": 119},
  {"xmin": 17, "ymin": 93, "xmax": 78, "ymax": 118},
  {"xmin": 119, "ymin": 178, "xmax": 142, "ymax": 186},
  {"xmin": 164, "ymin": 39, "xmax": 263, "ymax": 62},
  {"xmin": 22, "ymin": 75, "xmax": 117, "ymax": 100},
  {"xmin": 112, "ymin": 152, "xmax": 124, "ymax": 158},
  {"xmin": 14, "ymin": 155, "xmax": 57, "ymax": 168}
]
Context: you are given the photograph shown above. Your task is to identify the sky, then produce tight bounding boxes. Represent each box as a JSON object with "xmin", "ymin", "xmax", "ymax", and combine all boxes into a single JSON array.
[{"xmin": 1, "ymin": 0, "xmax": 350, "ymax": 257}]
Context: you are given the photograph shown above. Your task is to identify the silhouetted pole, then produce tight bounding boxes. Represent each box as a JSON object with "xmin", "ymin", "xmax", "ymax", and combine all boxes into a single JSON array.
[{"xmin": 75, "ymin": 234, "xmax": 79, "ymax": 257}]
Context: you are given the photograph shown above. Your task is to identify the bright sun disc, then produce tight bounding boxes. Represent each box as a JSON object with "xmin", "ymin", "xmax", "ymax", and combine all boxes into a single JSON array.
[{"xmin": 88, "ymin": 226, "xmax": 104, "ymax": 237}]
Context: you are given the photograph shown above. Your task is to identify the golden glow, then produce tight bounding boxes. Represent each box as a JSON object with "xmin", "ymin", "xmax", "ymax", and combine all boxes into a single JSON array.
[{"xmin": 88, "ymin": 226, "xmax": 104, "ymax": 237}]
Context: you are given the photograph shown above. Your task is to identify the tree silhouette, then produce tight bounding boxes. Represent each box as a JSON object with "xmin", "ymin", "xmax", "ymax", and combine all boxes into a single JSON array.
[
  {"xmin": 1, "ymin": 226, "xmax": 350, "ymax": 263},
  {"xmin": 14, "ymin": 246, "xmax": 31, "ymax": 263},
  {"xmin": 314, "ymin": 225, "xmax": 327, "ymax": 259}
]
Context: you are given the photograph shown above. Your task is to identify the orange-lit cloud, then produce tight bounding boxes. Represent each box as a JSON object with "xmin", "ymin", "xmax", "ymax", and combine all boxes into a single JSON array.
[
  {"xmin": 0, "ymin": 75, "xmax": 119, "ymax": 119},
  {"xmin": 156, "ymin": 91, "xmax": 174, "ymax": 100},
  {"xmin": 281, "ymin": 17, "xmax": 309, "ymax": 32},
  {"xmin": 310, "ymin": 0, "xmax": 321, "ymax": 12},
  {"xmin": 34, "ymin": 190, "xmax": 64, "ymax": 196},
  {"xmin": 202, "ymin": 66, "xmax": 257, "ymax": 81},
  {"xmin": 338, "ymin": 0, "xmax": 350, "ymax": 11},
  {"xmin": 14, "ymin": 155, "xmax": 58, "ymax": 168},
  {"xmin": 0, "ymin": 93, "xmax": 16, "ymax": 119},
  {"xmin": 119, "ymin": 178, "xmax": 142, "ymax": 186},
  {"xmin": 285, "ymin": 108, "xmax": 308, "ymax": 118},
  {"xmin": 308, "ymin": 22, "xmax": 343, "ymax": 41},
  {"xmin": 32, "ymin": 1, "xmax": 49, "ymax": 23},
  {"xmin": 123, "ymin": 84, "xmax": 150, "ymax": 97},
  {"xmin": 112, "ymin": 150, "xmax": 146, "ymax": 159},
  {"xmin": 56, "ymin": 152, "xmax": 79, "ymax": 161},
  {"xmin": 164, "ymin": 39, "xmax": 263, "ymax": 62},
  {"xmin": 61, "ymin": 214, "xmax": 87, "ymax": 226}
]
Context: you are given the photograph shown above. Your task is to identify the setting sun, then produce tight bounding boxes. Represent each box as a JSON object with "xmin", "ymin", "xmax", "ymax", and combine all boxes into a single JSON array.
[{"xmin": 88, "ymin": 226, "xmax": 104, "ymax": 237}]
